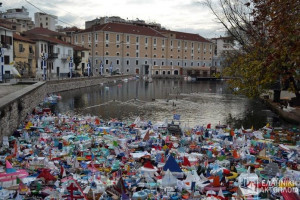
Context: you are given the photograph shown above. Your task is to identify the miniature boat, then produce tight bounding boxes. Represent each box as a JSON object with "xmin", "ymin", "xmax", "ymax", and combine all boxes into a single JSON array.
[
  {"xmin": 0, "ymin": 161, "xmax": 29, "ymax": 188},
  {"xmin": 203, "ymin": 176, "xmax": 226, "ymax": 192}
]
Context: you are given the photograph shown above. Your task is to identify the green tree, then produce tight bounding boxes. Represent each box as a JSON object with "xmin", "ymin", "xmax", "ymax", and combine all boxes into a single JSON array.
[
  {"xmin": 73, "ymin": 51, "xmax": 82, "ymax": 71},
  {"xmin": 205, "ymin": 0, "xmax": 300, "ymax": 103}
]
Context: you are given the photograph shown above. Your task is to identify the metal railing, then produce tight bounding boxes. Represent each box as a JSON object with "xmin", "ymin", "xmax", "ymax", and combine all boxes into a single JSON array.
[{"xmin": 48, "ymin": 53, "xmax": 58, "ymax": 59}]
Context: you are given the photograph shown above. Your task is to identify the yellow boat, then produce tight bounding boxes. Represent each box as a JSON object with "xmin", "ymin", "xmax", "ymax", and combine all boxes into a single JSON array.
[
  {"xmin": 77, "ymin": 157, "xmax": 87, "ymax": 161},
  {"xmin": 226, "ymin": 172, "xmax": 238, "ymax": 180}
]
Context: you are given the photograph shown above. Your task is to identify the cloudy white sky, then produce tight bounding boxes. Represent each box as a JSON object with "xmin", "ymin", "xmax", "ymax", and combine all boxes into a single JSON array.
[{"xmin": 2, "ymin": 0, "xmax": 225, "ymax": 38}]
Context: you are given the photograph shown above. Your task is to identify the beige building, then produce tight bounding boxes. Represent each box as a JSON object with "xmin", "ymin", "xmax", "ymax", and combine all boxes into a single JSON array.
[
  {"xmin": 72, "ymin": 22, "xmax": 214, "ymax": 76},
  {"xmin": 34, "ymin": 12, "xmax": 57, "ymax": 31},
  {"xmin": 13, "ymin": 33, "xmax": 36, "ymax": 77},
  {"xmin": 0, "ymin": 7, "xmax": 34, "ymax": 33}
]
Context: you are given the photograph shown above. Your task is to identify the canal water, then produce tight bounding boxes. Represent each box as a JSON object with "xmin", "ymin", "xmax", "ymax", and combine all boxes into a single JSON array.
[{"xmin": 52, "ymin": 79, "xmax": 289, "ymax": 129}]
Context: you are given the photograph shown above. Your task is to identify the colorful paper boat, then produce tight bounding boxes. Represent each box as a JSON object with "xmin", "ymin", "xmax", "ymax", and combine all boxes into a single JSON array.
[{"xmin": 0, "ymin": 161, "xmax": 29, "ymax": 188}]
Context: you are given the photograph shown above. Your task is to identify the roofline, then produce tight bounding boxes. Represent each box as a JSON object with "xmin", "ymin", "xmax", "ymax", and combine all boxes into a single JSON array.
[
  {"xmin": 0, "ymin": 25, "xmax": 14, "ymax": 31},
  {"xmin": 79, "ymin": 23, "xmax": 166, "ymax": 38}
]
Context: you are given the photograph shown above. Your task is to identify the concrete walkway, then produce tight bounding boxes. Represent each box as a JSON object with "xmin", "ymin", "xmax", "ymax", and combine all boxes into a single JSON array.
[
  {"xmin": 261, "ymin": 90, "xmax": 300, "ymax": 125},
  {"xmin": 0, "ymin": 83, "xmax": 31, "ymax": 98}
]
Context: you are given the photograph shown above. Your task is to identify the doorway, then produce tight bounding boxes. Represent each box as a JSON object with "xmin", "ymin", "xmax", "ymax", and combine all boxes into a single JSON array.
[{"xmin": 56, "ymin": 67, "xmax": 60, "ymax": 77}]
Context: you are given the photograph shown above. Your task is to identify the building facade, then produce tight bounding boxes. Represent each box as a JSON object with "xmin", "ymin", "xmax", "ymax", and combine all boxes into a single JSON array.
[
  {"xmin": 211, "ymin": 36, "xmax": 236, "ymax": 73},
  {"xmin": 23, "ymin": 28, "xmax": 75, "ymax": 78},
  {"xmin": 0, "ymin": 6, "xmax": 34, "ymax": 33},
  {"xmin": 33, "ymin": 38, "xmax": 74, "ymax": 78},
  {"xmin": 34, "ymin": 12, "xmax": 57, "ymax": 31},
  {"xmin": 72, "ymin": 22, "xmax": 214, "ymax": 76},
  {"xmin": 0, "ymin": 24, "xmax": 14, "ymax": 80},
  {"xmin": 72, "ymin": 45, "xmax": 90, "ymax": 75},
  {"xmin": 13, "ymin": 33, "xmax": 36, "ymax": 77}
]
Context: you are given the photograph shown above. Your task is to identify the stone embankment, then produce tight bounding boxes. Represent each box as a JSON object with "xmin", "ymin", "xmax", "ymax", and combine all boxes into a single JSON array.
[{"xmin": 0, "ymin": 75, "xmax": 132, "ymax": 139}]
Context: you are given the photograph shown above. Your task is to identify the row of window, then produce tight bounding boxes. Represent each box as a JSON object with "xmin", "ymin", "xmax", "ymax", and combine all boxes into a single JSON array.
[
  {"xmin": 94, "ymin": 59, "xmax": 210, "ymax": 67},
  {"xmin": 18, "ymin": 44, "xmax": 34, "ymax": 53},
  {"xmin": 76, "ymin": 34, "xmax": 212, "ymax": 50},
  {"xmin": 85, "ymin": 42, "xmax": 212, "ymax": 55},
  {"xmin": 94, "ymin": 51, "xmax": 212, "ymax": 60}
]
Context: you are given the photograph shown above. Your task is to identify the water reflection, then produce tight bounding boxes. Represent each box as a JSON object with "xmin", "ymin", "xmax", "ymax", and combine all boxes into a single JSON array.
[{"xmin": 53, "ymin": 79, "xmax": 290, "ymax": 129}]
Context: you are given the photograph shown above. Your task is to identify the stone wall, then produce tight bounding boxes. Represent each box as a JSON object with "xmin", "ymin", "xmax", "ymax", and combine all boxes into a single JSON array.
[{"xmin": 0, "ymin": 75, "xmax": 132, "ymax": 139}]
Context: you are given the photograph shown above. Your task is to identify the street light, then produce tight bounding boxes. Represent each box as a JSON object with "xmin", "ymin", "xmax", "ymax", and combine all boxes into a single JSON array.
[
  {"xmin": 41, "ymin": 52, "xmax": 47, "ymax": 81},
  {"xmin": 0, "ymin": 45, "xmax": 3, "ymax": 82},
  {"xmin": 87, "ymin": 59, "xmax": 91, "ymax": 77},
  {"xmin": 69, "ymin": 56, "xmax": 73, "ymax": 78},
  {"xmin": 0, "ymin": 44, "xmax": 4, "ymax": 82}
]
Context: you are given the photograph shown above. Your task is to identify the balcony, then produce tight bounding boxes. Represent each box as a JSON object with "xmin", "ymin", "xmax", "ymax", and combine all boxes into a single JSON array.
[
  {"xmin": 61, "ymin": 54, "xmax": 71, "ymax": 63},
  {"xmin": 61, "ymin": 54, "xmax": 70, "ymax": 61},
  {"xmin": 48, "ymin": 53, "xmax": 58, "ymax": 59}
]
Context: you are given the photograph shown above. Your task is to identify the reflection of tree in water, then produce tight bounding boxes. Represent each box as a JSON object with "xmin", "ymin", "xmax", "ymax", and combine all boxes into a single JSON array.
[
  {"xmin": 226, "ymin": 112, "xmax": 266, "ymax": 129},
  {"xmin": 225, "ymin": 101, "xmax": 283, "ymax": 129}
]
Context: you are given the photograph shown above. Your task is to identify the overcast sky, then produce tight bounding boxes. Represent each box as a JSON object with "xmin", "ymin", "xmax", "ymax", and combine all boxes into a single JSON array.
[{"xmin": 2, "ymin": 0, "xmax": 225, "ymax": 38}]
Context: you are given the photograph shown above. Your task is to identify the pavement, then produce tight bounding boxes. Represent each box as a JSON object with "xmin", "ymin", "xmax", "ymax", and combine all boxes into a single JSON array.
[
  {"xmin": 261, "ymin": 90, "xmax": 300, "ymax": 125},
  {"xmin": 0, "ymin": 83, "xmax": 30, "ymax": 98}
]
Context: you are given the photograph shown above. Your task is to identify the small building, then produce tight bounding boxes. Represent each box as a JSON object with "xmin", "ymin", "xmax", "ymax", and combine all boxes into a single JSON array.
[
  {"xmin": 34, "ymin": 12, "xmax": 57, "ymax": 31},
  {"xmin": 0, "ymin": 6, "xmax": 35, "ymax": 33},
  {"xmin": 23, "ymin": 27, "xmax": 74, "ymax": 78},
  {"xmin": 182, "ymin": 66, "xmax": 212, "ymax": 78},
  {"xmin": 71, "ymin": 45, "xmax": 90, "ymax": 76},
  {"xmin": 151, "ymin": 65, "xmax": 182, "ymax": 78},
  {"xmin": 0, "ymin": 23, "xmax": 14, "ymax": 81},
  {"xmin": 210, "ymin": 36, "xmax": 236, "ymax": 73},
  {"xmin": 13, "ymin": 33, "xmax": 36, "ymax": 78}
]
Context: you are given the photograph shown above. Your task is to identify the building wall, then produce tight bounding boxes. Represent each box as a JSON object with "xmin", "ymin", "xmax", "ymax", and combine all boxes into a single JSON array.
[
  {"xmin": 0, "ymin": 29, "xmax": 14, "ymax": 78},
  {"xmin": 0, "ymin": 7, "xmax": 35, "ymax": 33},
  {"xmin": 52, "ymin": 44, "xmax": 73, "ymax": 77},
  {"xmin": 35, "ymin": 41, "xmax": 48, "ymax": 78},
  {"xmin": 13, "ymin": 39, "xmax": 36, "ymax": 77},
  {"xmin": 34, "ymin": 13, "xmax": 57, "ymax": 31},
  {"xmin": 72, "ymin": 29, "xmax": 214, "ymax": 76}
]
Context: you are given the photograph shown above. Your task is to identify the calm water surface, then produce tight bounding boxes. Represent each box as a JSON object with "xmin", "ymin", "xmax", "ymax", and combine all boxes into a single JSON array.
[{"xmin": 52, "ymin": 79, "xmax": 290, "ymax": 129}]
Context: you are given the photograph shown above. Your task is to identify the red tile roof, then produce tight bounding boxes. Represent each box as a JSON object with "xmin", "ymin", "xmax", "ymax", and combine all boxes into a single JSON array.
[
  {"xmin": 0, "ymin": 19, "xmax": 18, "ymax": 26},
  {"xmin": 25, "ymin": 34, "xmax": 73, "ymax": 47},
  {"xmin": 59, "ymin": 26, "xmax": 82, "ymax": 33},
  {"xmin": 80, "ymin": 22, "xmax": 165, "ymax": 37},
  {"xmin": 71, "ymin": 44, "xmax": 90, "ymax": 51},
  {"xmin": 0, "ymin": 22, "xmax": 13, "ymax": 30},
  {"xmin": 160, "ymin": 30, "xmax": 210, "ymax": 43},
  {"xmin": 13, "ymin": 33, "xmax": 35, "ymax": 44},
  {"xmin": 23, "ymin": 27, "xmax": 65, "ymax": 37}
]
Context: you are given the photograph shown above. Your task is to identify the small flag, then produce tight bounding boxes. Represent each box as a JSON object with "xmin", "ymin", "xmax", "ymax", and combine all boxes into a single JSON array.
[
  {"xmin": 60, "ymin": 165, "xmax": 66, "ymax": 178},
  {"xmin": 113, "ymin": 141, "xmax": 118, "ymax": 147},
  {"xmin": 204, "ymin": 160, "xmax": 208, "ymax": 168},
  {"xmin": 173, "ymin": 114, "xmax": 180, "ymax": 120},
  {"xmin": 207, "ymin": 124, "xmax": 211, "ymax": 129},
  {"xmin": 109, "ymin": 62, "xmax": 113, "ymax": 74},
  {"xmin": 191, "ymin": 181, "xmax": 196, "ymax": 191}
]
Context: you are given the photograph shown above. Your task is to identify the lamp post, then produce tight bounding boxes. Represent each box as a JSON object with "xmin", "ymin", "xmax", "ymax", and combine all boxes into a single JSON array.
[
  {"xmin": 69, "ymin": 56, "xmax": 73, "ymax": 78},
  {"xmin": 99, "ymin": 60, "xmax": 103, "ymax": 76},
  {"xmin": 87, "ymin": 59, "xmax": 91, "ymax": 77},
  {"xmin": 0, "ymin": 46, "xmax": 3, "ymax": 82},
  {"xmin": 42, "ymin": 53, "xmax": 47, "ymax": 81}
]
